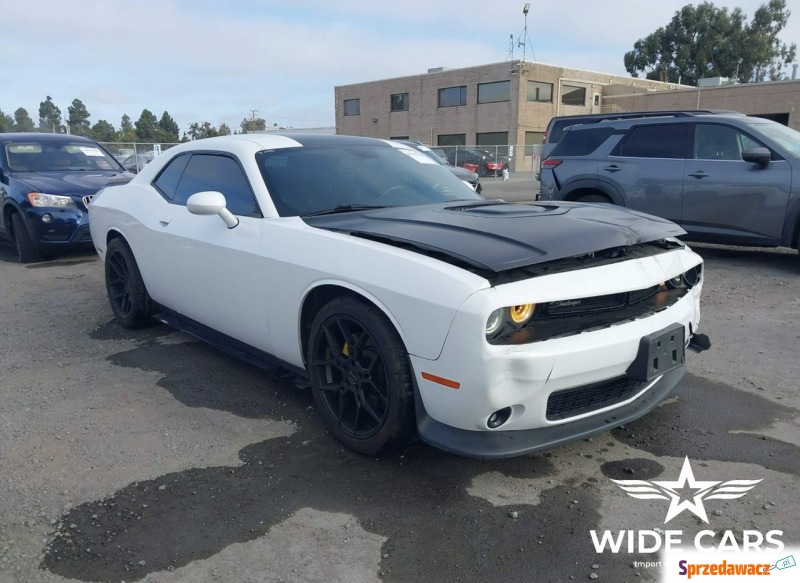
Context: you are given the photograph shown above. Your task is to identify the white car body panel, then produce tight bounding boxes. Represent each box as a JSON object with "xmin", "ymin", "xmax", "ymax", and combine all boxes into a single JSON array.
[
  {"xmin": 89, "ymin": 133, "xmax": 708, "ymax": 458},
  {"xmin": 412, "ymin": 251, "xmax": 703, "ymax": 431}
]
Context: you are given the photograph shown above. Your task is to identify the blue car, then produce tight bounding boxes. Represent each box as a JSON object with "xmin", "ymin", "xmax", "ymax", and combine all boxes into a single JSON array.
[{"xmin": 0, "ymin": 133, "xmax": 131, "ymax": 262}]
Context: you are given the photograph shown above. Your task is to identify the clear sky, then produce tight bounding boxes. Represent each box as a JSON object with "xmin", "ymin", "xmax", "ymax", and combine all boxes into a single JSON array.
[{"xmin": 2, "ymin": 0, "xmax": 797, "ymax": 136}]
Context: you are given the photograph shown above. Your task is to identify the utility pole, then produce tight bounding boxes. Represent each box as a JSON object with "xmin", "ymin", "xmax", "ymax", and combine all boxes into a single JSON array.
[{"xmin": 248, "ymin": 109, "xmax": 258, "ymax": 134}]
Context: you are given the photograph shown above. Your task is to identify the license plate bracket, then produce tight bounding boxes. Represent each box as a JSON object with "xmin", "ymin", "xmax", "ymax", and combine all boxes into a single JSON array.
[{"xmin": 626, "ymin": 324, "xmax": 685, "ymax": 382}]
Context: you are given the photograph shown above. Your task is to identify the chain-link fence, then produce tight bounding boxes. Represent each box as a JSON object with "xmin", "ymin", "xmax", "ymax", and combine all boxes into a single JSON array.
[
  {"xmin": 428, "ymin": 144, "xmax": 543, "ymax": 177},
  {"xmin": 99, "ymin": 142, "xmax": 180, "ymax": 173}
]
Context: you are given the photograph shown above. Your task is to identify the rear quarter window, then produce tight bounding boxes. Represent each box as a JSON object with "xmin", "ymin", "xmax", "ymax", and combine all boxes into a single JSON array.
[
  {"xmin": 614, "ymin": 124, "xmax": 690, "ymax": 159},
  {"xmin": 550, "ymin": 127, "xmax": 616, "ymax": 156}
]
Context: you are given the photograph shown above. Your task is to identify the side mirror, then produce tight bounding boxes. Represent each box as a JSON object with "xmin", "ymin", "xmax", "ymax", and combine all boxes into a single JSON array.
[
  {"xmin": 742, "ymin": 147, "xmax": 771, "ymax": 168},
  {"xmin": 186, "ymin": 191, "xmax": 239, "ymax": 229}
]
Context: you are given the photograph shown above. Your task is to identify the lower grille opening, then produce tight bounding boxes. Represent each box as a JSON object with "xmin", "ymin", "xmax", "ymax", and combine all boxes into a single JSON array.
[{"xmin": 546, "ymin": 376, "xmax": 647, "ymax": 421}]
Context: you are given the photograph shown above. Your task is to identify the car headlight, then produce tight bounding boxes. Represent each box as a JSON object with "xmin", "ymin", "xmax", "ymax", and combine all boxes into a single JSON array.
[
  {"xmin": 486, "ymin": 308, "xmax": 504, "ymax": 336},
  {"xmin": 486, "ymin": 304, "xmax": 536, "ymax": 338},
  {"xmin": 27, "ymin": 192, "xmax": 77, "ymax": 208}
]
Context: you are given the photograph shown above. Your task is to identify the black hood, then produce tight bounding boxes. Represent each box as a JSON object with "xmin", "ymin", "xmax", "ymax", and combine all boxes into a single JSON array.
[
  {"xmin": 303, "ymin": 201, "xmax": 685, "ymax": 273},
  {"xmin": 14, "ymin": 171, "xmax": 131, "ymax": 197}
]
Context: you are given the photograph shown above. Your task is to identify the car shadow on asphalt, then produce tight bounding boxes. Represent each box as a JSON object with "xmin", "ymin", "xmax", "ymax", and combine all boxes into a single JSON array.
[
  {"xmin": 39, "ymin": 321, "xmax": 799, "ymax": 582},
  {"xmin": 0, "ymin": 240, "xmax": 98, "ymax": 265}
]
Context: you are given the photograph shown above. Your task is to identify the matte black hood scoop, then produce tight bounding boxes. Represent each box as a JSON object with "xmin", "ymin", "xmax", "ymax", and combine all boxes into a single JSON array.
[{"xmin": 303, "ymin": 201, "xmax": 685, "ymax": 273}]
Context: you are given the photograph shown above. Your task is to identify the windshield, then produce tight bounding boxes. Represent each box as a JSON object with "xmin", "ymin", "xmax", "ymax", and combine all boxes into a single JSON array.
[
  {"xmin": 256, "ymin": 144, "xmax": 482, "ymax": 216},
  {"xmin": 5, "ymin": 141, "xmax": 123, "ymax": 172},
  {"xmin": 751, "ymin": 122, "xmax": 800, "ymax": 158}
]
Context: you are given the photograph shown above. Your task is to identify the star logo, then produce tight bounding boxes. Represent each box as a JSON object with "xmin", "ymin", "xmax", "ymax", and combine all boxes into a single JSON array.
[{"xmin": 611, "ymin": 457, "xmax": 762, "ymax": 523}]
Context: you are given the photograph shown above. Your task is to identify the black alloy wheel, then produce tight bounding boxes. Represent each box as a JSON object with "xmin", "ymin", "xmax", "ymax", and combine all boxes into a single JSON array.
[
  {"xmin": 308, "ymin": 297, "xmax": 415, "ymax": 455},
  {"xmin": 104, "ymin": 238, "xmax": 152, "ymax": 329}
]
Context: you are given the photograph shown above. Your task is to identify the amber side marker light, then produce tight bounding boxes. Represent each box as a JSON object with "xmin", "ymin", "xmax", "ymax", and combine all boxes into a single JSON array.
[{"xmin": 421, "ymin": 372, "xmax": 461, "ymax": 389}]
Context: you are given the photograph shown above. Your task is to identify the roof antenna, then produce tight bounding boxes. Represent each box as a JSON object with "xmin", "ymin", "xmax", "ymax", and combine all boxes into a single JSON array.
[{"xmin": 516, "ymin": 3, "xmax": 536, "ymax": 63}]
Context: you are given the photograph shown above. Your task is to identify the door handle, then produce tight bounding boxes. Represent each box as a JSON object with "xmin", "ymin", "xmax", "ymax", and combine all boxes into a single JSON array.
[
  {"xmin": 688, "ymin": 171, "xmax": 708, "ymax": 179},
  {"xmin": 159, "ymin": 217, "xmax": 172, "ymax": 226},
  {"xmin": 602, "ymin": 165, "xmax": 621, "ymax": 173}
]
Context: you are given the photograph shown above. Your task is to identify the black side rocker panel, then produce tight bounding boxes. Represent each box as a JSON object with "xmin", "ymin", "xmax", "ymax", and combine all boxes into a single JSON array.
[{"xmin": 155, "ymin": 306, "xmax": 310, "ymax": 388}]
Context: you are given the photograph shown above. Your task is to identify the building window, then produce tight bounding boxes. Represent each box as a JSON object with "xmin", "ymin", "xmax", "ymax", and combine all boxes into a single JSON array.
[
  {"xmin": 343, "ymin": 99, "xmax": 360, "ymax": 116},
  {"xmin": 561, "ymin": 85, "xmax": 586, "ymax": 106},
  {"xmin": 437, "ymin": 134, "xmax": 466, "ymax": 147},
  {"xmin": 477, "ymin": 81, "xmax": 510, "ymax": 104},
  {"xmin": 477, "ymin": 132, "xmax": 509, "ymax": 157},
  {"xmin": 527, "ymin": 81, "xmax": 553, "ymax": 102},
  {"xmin": 438, "ymin": 86, "xmax": 467, "ymax": 107},
  {"xmin": 390, "ymin": 93, "xmax": 409, "ymax": 112}
]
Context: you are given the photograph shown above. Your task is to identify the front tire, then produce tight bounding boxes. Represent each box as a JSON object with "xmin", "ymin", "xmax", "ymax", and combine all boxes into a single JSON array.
[
  {"xmin": 575, "ymin": 193, "xmax": 611, "ymax": 203},
  {"xmin": 104, "ymin": 238, "xmax": 152, "ymax": 328},
  {"xmin": 10, "ymin": 212, "xmax": 41, "ymax": 263},
  {"xmin": 308, "ymin": 297, "xmax": 416, "ymax": 455}
]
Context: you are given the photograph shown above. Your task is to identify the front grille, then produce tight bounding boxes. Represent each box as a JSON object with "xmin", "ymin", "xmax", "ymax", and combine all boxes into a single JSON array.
[
  {"xmin": 546, "ymin": 376, "xmax": 647, "ymax": 420},
  {"xmin": 488, "ymin": 286, "xmax": 688, "ymax": 345},
  {"xmin": 547, "ymin": 293, "xmax": 626, "ymax": 315}
]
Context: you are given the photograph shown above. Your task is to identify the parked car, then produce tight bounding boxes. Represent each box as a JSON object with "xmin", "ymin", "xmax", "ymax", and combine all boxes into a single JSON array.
[
  {"xmin": 535, "ymin": 110, "xmax": 742, "ymax": 179},
  {"xmin": 89, "ymin": 134, "xmax": 708, "ymax": 458},
  {"xmin": 446, "ymin": 149, "xmax": 506, "ymax": 177},
  {"xmin": 0, "ymin": 133, "xmax": 131, "ymax": 262},
  {"xmin": 119, "ymin": 152, "xmax": 155, "ymax": 174},
  {"xmin": 539, "ymin": 113, "xmax": 800, "ymax": 253},
  {"xmin": 394, "ymin": 139, "xmax": 482, "ymax": 193}
]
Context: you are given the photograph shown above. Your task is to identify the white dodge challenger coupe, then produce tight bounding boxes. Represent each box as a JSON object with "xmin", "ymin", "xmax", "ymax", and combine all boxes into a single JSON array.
[{"xmin": 89, "ymin": 134, "xmax": 709, "ymax": 458}]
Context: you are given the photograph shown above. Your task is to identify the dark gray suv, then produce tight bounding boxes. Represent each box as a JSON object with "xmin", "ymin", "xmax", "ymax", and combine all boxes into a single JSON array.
[{"xmin": 538, "ymin": 113, "xmax": 800, "ymax": 253}]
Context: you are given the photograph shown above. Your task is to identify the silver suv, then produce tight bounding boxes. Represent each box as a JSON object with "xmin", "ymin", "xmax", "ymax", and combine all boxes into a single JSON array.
[{"xmin": 538, "ymin": 113, "xmax": 800, "ymax": 253}]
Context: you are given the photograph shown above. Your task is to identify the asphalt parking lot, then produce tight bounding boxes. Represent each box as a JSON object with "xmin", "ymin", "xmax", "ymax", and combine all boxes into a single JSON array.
[{"xmin": 1, "ymin": 177, "xmax": 799, "ymax": 582}]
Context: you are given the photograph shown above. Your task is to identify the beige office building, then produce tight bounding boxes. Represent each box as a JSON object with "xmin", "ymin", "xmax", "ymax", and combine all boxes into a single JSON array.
[{"xmin": 335, "ymin": 60, "xmax": 800, "ymax": 172}]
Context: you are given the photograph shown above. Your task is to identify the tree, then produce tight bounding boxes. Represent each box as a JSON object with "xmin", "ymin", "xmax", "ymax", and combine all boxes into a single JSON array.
[
  {"xmin": 14, "ymin": 108, "xmax": 35, "ymax": 132},
  {"xmin": 135, "ymin": 109, "xmax": 159, "ymax": 142},
  {"xmin": 240, "ymin": 116, "xmax": 266, "ymax": 133},
  {"xmin": 92, "ymin": 119, "xmax": 117, "ymax": 142},
  {"xmin": 67, "ymin": 98, "xmax": 91, "ymax": 136},
  {"xmin": 187, "ymin": 121, "xmax": 220, "ymax": 140},
  {"xmin": 624, "ymin": 0, "xmax": 796, "ymax": 85},
  {"xmin": 157, "ymin": 111, "xmax": 180, "ymax": 143},
  {"xmin": 218, "ymin": 123, "xmax": 232, "ymax": 136},
  {"xmin": 748, "ymin": 0, "xmax": 798, "ymax": 80},
  {"xmin": 117, "ymin": 114, "xmax": 136, "ymax": 141},
  {"xmin": 38, "ymin": 96, "xmax": 63, "ymax": 133},
  {"xmin": 0, "ymin": 109, "xmax": 13, "ymax": 133}
]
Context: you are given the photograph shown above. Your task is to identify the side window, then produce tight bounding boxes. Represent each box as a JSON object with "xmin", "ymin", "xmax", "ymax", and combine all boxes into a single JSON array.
[
  {"xmin": 616, "ymin": 124, "xmax": 689, "ymax": 159},
  {"xmin": 173, "ymin": 154, "xmax": 261, "ymax": 217},
  {"xmin": 551, "ymin": 127, "xmax": 615, "ymax": 157},
  {"xmin": 693, "ymin": 124, "xmax": 760, "ymax": 161},
  {"xmin": 152, "ymin": 154, "xmax": 190, "ymax": 200}
]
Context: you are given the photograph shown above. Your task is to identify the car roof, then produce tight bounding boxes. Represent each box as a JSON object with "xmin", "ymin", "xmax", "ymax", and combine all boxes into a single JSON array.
[
  {"xmin": 165, "ymin": 133, "xmax": 391, "ymax": 157},
  {"xmin": 547, "ymin": 109, "xmax": 742, "ymax": 126},
  {"xmin": 0, "ymin": 133, "xmax": 100, "ymax": 144},
  {"xmin": 562, "ymin": 112, "xmax": 756, "ymax": 132}
]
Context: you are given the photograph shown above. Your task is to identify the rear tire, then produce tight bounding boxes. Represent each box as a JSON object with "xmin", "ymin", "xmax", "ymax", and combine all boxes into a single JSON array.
[
  {"xmin": 10, "ymin": 212, "xmax": 41, "ymax": 263},
  {"xmin": 104, "ymin": 238, "xmax": 152, "ymax": 328},
  {"xmin": 308, "ymin": 296, "xmax": 416, "ymax": 455}
]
